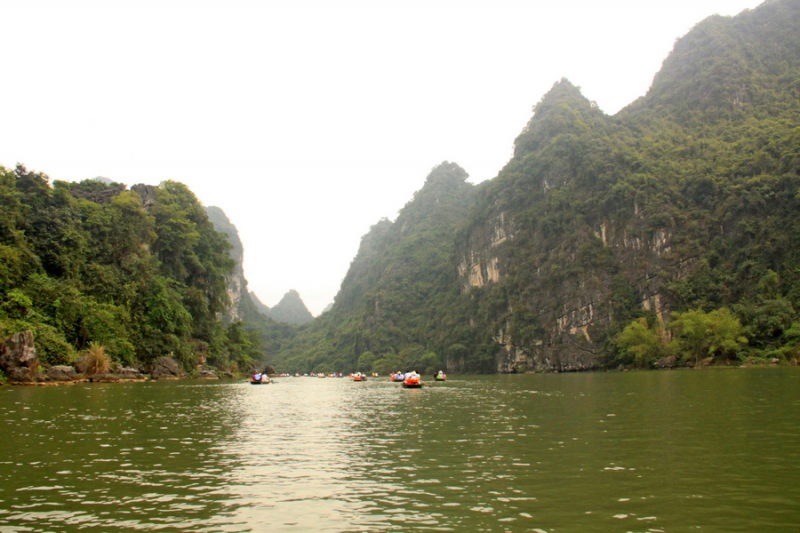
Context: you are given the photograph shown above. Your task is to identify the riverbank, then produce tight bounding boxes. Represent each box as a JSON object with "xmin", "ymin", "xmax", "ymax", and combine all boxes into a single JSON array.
[{"xmin": 0, "ymin": 330, "xmax": 241, "ymax": 386}]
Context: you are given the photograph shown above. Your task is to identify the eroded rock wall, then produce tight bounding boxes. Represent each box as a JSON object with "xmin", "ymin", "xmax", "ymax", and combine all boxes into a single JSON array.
[{"xmin": 458, "ymin": 210, "xmax": 678, "ymax": 372}]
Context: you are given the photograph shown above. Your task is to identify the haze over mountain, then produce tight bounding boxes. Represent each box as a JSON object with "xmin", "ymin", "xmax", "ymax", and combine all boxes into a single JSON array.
[
  {"xmin": 2, "ymin": 0, "xmax": 797, "ymax": 378},
  {"xmin": 205, "ymin": 206, "xmax": 314, "ymax": 326},
  {"xmin": 2, "ymin": 0, "xmax": 766, "ymax": 320},
  {"xmin": 268, "ymin": 0, "xmax": 800, "ymax": 374},
  {"xmin": 249, "ymin": 291, "xmax": 271, "ymax": 317},
  {"xmin": 267, "ymin": 290, "xmax": 314, "ymax": 325}
]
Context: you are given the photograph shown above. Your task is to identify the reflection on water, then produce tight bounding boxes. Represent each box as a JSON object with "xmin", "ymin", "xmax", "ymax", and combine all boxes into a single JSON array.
[
  {"xmin": 1, "ymin": 369, "xmax": 799, "ymax": 532},
  {"xmin": 0, "ymin": 381, "xmax": 247, "ymax": 531}
]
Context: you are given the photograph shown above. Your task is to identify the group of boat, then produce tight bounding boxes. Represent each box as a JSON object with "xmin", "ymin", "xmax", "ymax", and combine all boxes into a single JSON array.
[
  {"xmin": 252, "ymin": 370, "xmax": 447, "ymax": 387},
  {"xmin": 389, "ymin": 370, "xmax": 446, "ymax": 387}
]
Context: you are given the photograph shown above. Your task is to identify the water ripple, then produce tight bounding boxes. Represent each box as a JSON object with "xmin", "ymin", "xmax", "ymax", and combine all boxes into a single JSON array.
[{"xmin": 1, "ymin": 371, "xmax": 799, "ymax": 531}]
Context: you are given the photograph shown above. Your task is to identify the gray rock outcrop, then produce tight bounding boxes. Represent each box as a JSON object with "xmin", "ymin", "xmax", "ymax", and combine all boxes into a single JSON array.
[
  {"xmin": 90, "ymin": 367, "xmax": 145, "ymax": 382},
  {"xmin": 131, "ymin": 184, "xmax": 158, "ymax": 211},
  {"xmin": 90, "ymin": 373, "xmax": 121, "ymax": 383},
  {"xmin": 654, "ymin": 356, "xmax": 678, "ymax": 369},
  {"xmin": 46, "ymin": 365, "xmax": 80, "ymax": 382},
  {"xmin": 68, "ymin": 183, "xmax": 126, "ymax": 204},
  {"xmin": 72, "ymin": 355, "xmax": 92, "ymax": 375},
  {"xmin": 151, "ymin": 357, "xmax": 182, "ymax": 379},
  {"xmin": 0, "ymin": 331, "xmax": 39, "ymax": 383},
  {"xmin": 116, "ymin": 367, "xmax": 145, "ymax": 380}
]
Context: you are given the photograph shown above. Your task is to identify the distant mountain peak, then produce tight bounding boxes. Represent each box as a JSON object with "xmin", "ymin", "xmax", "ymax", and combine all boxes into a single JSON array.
[
  {"xmin": 425, "ymin": 161, "xmax": 469, "ymax": 185},
  {"xmin": 512, "ymin": 78, "xmax": 601, "ymax": 158},
  {"xmin": 269, "ymin": 290, "xmax": 314, "ymax": 325}
]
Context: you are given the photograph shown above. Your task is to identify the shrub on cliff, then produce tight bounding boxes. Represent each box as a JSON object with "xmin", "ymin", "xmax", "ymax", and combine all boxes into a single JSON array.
[{"xmin": 79, "ymin": 343, "xmax": 111, "ymax": 376}]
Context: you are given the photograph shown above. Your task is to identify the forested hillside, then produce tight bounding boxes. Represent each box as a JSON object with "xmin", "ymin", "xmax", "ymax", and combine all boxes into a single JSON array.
[
  {"xmin": 0, "ymin": 168, "xmax": 263, "ymax": 373},
  {"xmin": 274, "ymin": 162, "xmax": 476, "ymax": 374},
  {"xmin": 202, "ymin": 206, "xmax": 296, "ymax": 357},
  {"xmin": 270, "ymin": 0, "xmax": 800, "ymax": 373},
  {"xmin": 4, "ymin": 0, "xmax": 797, "ymax": 377}
]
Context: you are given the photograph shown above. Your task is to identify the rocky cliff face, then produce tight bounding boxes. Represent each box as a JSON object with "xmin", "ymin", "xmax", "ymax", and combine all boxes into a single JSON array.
[
  {"xmin": 457, "ymin": 192, "xmax": 676, "ymax": 373},
  {"xmin": 205, "ymin": 206, "xmax": 248, "ymax": 322},
  {"xmin": 269, "ymin": 0, "xmax": 800, "ymax": 374},
  {"xmin": 0, "ymin": 330, "xmax": 39, "ymax": 382},
  {"xmin": 450, "ymin": 0, "xmax": 800, "ymax": 372}
]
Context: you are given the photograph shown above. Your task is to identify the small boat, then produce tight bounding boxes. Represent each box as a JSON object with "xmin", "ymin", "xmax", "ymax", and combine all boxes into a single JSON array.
[
  {"xmin": 434, "ymin": 372, "xmax": 447, "ymax": 381},
  {"xmin": 390, "ymin": 372, "xmax": 404, "ymax": 382},
  {"xmin": 402, "ymin": 375, "xmax": 422, "ymax": 388},
  {"xmin": 250, "ymin": 377, "xmax": 271, "ymax": 385},
  {"xmin": 353, "ymin": 373, "xmax": 367, "ymax": 382}
]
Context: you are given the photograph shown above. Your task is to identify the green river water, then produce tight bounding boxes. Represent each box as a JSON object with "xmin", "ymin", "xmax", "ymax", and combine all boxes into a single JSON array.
[{"xmin": 0, "ymin": 368, "xmax": 798, "ymax": 532}]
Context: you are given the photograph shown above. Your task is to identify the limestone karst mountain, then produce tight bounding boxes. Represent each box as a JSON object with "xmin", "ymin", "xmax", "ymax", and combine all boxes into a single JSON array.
[
  {"xmin": 204, "ymin": 207, "xmax": 313, "ymax": 326},
  {"xmin": 269, "ymin": 0, "xmax": 800, "ymax": 374},
  {"xmin": 204, "ymin": 206, "xmax": 249, "ymax": 323},
  {"xmin": 267, "ymin": 290, "xmax": 314, "ymax": 325}
]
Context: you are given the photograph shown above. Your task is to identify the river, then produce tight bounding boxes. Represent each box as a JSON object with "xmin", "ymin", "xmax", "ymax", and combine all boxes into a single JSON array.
[{"xmin": 0, "ymin": 368, "xmax": 798, "ymax": 532}]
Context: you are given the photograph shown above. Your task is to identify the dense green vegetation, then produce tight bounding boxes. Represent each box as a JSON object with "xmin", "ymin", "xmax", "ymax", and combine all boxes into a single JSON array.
[
  {"xmin": 271, "ymin": 162, "xmax": 481, "ymax": 374},
  {"xmin": 4, "ymin": 1, "xmax": 799, "ymax": 376},
  {"xmin": 269, "ymin": 0, "xmax": 800, "ymax": 373},
  {"xmin": 0, "ymin": 168, "xmax": 262, "ymax": 372}
]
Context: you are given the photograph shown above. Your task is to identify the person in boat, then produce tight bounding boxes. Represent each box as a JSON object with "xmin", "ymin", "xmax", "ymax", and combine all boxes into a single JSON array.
[
  {"xmin": 253, "ymin": 372, "xmax": 262, "ymax": 382},
  {"xmin": 404, "ymin": 371, "xmax": 421, "ymax": 387},
  {"xmin": 261, "ymin": 373, "xmax": 269, "ymax": 383},
  {"xmin": 436, "ymin": 370, "xmax": 445, "ymax": 379}
]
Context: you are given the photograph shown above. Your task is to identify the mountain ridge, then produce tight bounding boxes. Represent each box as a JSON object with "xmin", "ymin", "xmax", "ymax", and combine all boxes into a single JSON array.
[{"xmin": 269, "ymin": 0, "xmax": 800, "ymax": 373}]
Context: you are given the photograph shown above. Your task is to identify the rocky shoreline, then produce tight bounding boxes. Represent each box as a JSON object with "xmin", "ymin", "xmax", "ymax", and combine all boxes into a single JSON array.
[{"xmin": 0, "ymin": 330, "xmax": 231, "ymax": 386}]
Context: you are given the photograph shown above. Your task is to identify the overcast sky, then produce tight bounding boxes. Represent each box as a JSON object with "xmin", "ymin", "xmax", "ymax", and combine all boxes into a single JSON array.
[{"xmin": 2, "ymin": 0, "xmax": 763, "ymax": 315}]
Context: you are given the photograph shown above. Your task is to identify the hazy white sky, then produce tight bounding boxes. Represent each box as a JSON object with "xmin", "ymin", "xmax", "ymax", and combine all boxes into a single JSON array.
[{"xmin": 1, "ymin": 0, "xmax": 762, "ymax": 315}]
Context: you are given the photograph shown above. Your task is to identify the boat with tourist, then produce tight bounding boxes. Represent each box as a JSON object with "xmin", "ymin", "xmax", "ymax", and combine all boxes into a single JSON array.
[
  {"xmin": 402, "ymin": 371, "xmax": 422, "ymax": 388},
  {"xmin": 250, "ymin": 372, "xmax": 271, "ymax": 385}
]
